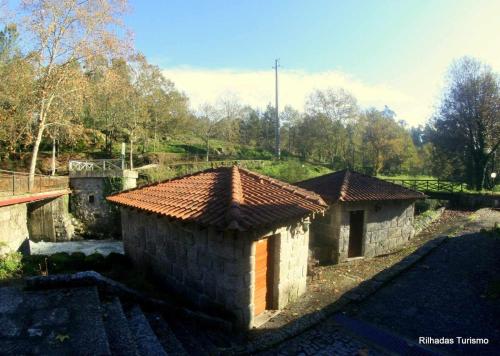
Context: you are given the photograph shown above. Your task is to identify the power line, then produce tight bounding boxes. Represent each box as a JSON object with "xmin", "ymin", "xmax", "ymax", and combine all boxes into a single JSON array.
[{"xmin": 273, "ymin": 59, "xmax": 281, "ymax": 159}]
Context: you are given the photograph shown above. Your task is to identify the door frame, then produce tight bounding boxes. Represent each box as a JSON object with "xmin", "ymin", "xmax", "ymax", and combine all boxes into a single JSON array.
[
  {"xmin": 253, "ymin": 234, "xmax": 278, "ymax": 316},
  {"xmin": 347, "ymin": 210, "xmax": 365, "ymax": 258}
]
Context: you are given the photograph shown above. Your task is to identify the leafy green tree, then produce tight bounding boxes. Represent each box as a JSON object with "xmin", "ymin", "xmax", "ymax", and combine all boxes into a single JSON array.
[{"xmin": 430, "ymin": 57, "xmax": 500, "ymax": 190}]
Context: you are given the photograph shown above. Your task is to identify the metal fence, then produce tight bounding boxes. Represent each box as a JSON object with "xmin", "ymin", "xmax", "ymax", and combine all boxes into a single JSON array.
[{"xmin": 0, "ymin": 170, "xmax": 69, "ymax": 197}]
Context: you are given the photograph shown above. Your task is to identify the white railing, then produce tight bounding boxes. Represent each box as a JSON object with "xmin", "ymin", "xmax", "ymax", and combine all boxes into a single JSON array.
[
  {"xmin": 68, "ymin": 159, "xmax": 125, "ymax": 177},
  {"xmin": 69, "ymin": 159, "xmax": 123, "ymax": 172}
]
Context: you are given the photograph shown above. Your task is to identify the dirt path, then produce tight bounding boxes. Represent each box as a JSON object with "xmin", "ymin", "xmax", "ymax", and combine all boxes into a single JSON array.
[{"xmin": 256, "ymin": 209, "xmax": 473, "ymax": 332}]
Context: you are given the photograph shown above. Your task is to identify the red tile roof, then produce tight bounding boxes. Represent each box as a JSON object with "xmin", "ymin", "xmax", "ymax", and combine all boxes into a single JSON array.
[
  {"xmin": 107, "ymin": 166, "xmax": 327, "ymax": 231},
  {"xmin": 296, "ymin": 170, "xmax": 425, "ymax": 203}
]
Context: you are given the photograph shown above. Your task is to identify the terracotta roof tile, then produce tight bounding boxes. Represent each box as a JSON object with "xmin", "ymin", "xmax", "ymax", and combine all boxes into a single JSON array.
[
  {"xmin": 296, "ymin": 169, "xmax": 425, "ymax": 203},
  {"xmin": 107, "ymin": 166, "xmax": 327, "ymax": 231}
]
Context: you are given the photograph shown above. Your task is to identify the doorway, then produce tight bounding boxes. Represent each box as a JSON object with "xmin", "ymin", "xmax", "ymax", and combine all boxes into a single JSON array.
[
  {"xmin": 348, "ymin": 210, "xmax": 364, "ymax": 258},
  {"xmin": 254, "ymin": 236, "xmax": 275, "ymax": 316}
]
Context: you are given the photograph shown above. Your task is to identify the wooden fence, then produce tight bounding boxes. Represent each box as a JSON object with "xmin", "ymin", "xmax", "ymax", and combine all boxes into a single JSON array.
[{"xmin": 383, "ymin": 179, "xmax": 466, "ymax": 193}]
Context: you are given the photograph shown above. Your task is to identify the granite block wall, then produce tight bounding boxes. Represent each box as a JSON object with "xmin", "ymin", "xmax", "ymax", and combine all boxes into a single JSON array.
[
  {"xmin": 310, "ymin": 201, "xmax": 416, "ymax": 264},
  {"xmin": 0, "ymin": 203, "xmax": 29, "ymax": 254},
  {"xmin": 120, "ymin": 208, "xmax": 311, "ymax": 329}
]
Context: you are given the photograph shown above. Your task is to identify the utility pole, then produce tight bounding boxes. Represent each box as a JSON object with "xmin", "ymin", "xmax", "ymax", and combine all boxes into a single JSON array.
[{"xmin": 273, "ymin": 59, "xmax": 281, "ymax": 159}]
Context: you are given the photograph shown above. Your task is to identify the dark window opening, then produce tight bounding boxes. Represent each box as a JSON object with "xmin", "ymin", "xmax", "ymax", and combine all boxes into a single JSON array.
[{"xmin": 88, "ymin": 195, "xmax": 95, "ymax": 204}]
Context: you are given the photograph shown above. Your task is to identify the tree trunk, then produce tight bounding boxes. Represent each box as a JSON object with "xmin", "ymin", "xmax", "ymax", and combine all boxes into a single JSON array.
[
  {"xmin": 153, "ymin": 114, "xmax": 158, "ymax": 152},
  {"xmin": 474, "ymin": 157, "xmax": 487, "ymax": 191},
  {"xmin": 29, "ymin": 122, "xmax": 45, "ymax": 192},
  {"xmin": 129, "ymin": 137, "xmax": 134, "ymax": 170},
  {"xmin": 206, "ymin": 137, "xmax": 210, "ymax": 162},
  {"xmin": 51, "ymin": 137, "xmax": 56, "ymax": 176}
]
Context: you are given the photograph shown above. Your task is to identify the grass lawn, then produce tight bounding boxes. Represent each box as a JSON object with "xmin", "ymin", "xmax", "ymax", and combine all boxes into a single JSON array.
[
  {"xmin": 376, "ymin": 174, "xmax": 437, "ymax": 180},
  {"xmin": 252, "ymin": 160, "xmax": 333, "ymax": 183}
]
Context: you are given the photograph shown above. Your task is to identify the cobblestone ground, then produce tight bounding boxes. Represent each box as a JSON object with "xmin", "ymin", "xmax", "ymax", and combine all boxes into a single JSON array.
[
  {"xmin": 259, "ymin": 209, "xmax": 499, "ymax": 355},
  {"xmin": 348, "ymin": 209, "xmax": 500, "ymax": 355},
  {"xmin": 258, "ymin": 210, "xmax": 472, "ymax": 331},
  {"xmin": 258, "ymin": 316, "xmax": 385, "ymax": 356}
]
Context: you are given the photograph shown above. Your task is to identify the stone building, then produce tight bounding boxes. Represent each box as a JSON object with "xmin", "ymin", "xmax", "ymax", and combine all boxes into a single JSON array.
[
  {"xmin": 69, "ymin": 169, "xmax": 138, "ymax": 238},
  {"xmin": 107, "ymin": 166, "xmax": 326, "ymax": 328},
  {"xmin": 297, "ymin": 170, "xmax": 425, "ymax": 264}
]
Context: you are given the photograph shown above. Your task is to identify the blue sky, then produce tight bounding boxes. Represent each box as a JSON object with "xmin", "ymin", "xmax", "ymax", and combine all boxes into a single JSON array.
[{"xmin": 128, "ymin": 1, "xmax": 499, "ymax": 125}]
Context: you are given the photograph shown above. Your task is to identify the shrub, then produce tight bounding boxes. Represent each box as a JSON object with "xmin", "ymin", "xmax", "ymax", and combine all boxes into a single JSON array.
[
  {"xmin": 70, "ymin": 252, "xmax": 87, "ymax": 270},
  {"xmin": 0, "ymin": 252, "xmax": 23, "ymax": 279},
  {"xmin": 48, "ymin": 252, "xmax": 72, "ymax": 273},
  {"xmin": 84, "ymin": 253, "xmax": 106, "ymax": 271},
  {"xmin": 415, "ymin": 199, "xmax": 444, "ymax": 215},
  {"xmin": 21, "ymin": 254, "xmax": 49, "ymax": 275}
]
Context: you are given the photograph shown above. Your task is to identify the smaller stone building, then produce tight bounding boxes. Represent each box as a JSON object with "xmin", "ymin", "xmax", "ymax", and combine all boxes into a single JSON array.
[
  {"xmin": 107, "ymin": 166, "xmax": 326, "ymax": 328},
  {"xmin": 297, "ymin": 170, "xmax": 425, "ymax": 264},
  {"xmin": 70, "ymin": 170, "xmax": 137, "ymax": 237}
]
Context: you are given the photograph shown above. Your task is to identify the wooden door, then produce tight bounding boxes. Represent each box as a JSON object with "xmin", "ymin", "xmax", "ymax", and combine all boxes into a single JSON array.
[
  {"xmin": 254, "ymin": 238, "xmax": 270, "ymax": 316},
  {"xmin": 348, "ymin": 210, "xmax": 364, "ymax": 258}
]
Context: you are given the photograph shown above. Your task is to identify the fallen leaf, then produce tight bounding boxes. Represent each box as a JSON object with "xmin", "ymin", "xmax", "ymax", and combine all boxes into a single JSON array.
[{"xmin": 55, "ymin": 334, "xmax": 70, "ymax": 343}]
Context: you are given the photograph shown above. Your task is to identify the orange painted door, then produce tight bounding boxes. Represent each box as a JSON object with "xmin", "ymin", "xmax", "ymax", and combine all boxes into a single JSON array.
[{"xmin": 254, "ymin": 238, "xmax": 268, "ymax": 316}]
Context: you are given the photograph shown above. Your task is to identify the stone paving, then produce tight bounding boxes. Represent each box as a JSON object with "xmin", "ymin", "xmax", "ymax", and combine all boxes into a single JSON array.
[
  {"xmin": 259, "ymin": 209, "xmax": 500, "ymax": 355},
  {"xmin": 347, "ymin": 209, "xmax": 500, "ymax": 355},
  {"xmin": 258, "ymin": 316, "xmax": 386, "ymax": 356},
  {"xmin": 0, "ymin": 286, "xmax": 110, "ymax": 355}
]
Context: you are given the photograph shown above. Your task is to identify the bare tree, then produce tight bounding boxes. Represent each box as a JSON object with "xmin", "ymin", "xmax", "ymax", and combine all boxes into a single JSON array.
[
  {"xmin": 305, "ymin": 88, "xmax": 358, "ymax": 124},
  {"xmin": 20, "ymin": 0, "xmax": 128, "ymax": 190},
  {"xmin": 196, "ymin": 104, "xmax": 223, "ymax": 162}
]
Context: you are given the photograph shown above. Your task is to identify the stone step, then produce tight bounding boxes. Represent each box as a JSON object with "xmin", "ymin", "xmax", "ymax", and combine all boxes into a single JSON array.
[
  {"xmin": 103, "ymin": 297, "xmax": 140, "ymax": 356},
  {"xmin": 168, "ymin": 317, "xmax": 221, "ymax": 356},
  {"xmin": 0, "ymin": 286, "xmax": 111, "ymax": 356},
  {"xmin": 127, "ymin": 305, "xmax": 167, "ymax": 356},
  {"xmin": 146, "ymin": 312, "xmax": 189, "ymax": 356}
]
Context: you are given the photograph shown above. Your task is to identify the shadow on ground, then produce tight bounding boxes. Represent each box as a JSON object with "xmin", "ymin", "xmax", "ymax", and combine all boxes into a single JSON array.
[{"xmin": 246, "ymin": 230, "xmax": 500, "ymax": 355}]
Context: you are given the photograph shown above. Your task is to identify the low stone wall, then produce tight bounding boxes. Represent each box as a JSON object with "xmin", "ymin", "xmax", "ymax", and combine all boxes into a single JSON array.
[
  {"xmin": 0, "ymin": 203, "xmax": 29, "ymax": 254},
  {"xmin": 414, "ymin": 207, "xmax": 445, "ymax": 235}
]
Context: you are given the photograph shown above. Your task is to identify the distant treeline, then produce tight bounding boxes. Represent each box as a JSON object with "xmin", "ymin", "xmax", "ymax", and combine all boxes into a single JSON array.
[{"xmin": 0, "ymin": 1, "xmax": 498, "ymax": 190}]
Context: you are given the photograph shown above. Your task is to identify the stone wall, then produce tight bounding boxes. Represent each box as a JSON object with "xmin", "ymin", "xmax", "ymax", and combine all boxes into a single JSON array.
[
  {"xmin": 120, "ymin": 208, "xmax": 310, "ymax": 329},
  {"xmin": 28, "ymin": 195, "xmax": 74, "ymax": 242},
  {"xmin": 270, "ymin": 221, "xmax": 309, "ymax": 309},
  {"xmin": 70, "ymin": 178, "xmax": 120, "ymax": 237},
  {"xmin": 309, "ymin": 207, "xmax": 340, "ymax": 264},
  {"xmin": 0, "ymin": 203, "xmax": 29, "ymax": 254},
  {"xmin": 310, "ymin": 200, "xmax": 415, "ymax": 264},
  {"xmin": 70, "ymin": 171, "xmax": 137, "ymax": 238},
  {"xmin": 336, "ymin": 200, "xmax": 415, "ymax": 263}
]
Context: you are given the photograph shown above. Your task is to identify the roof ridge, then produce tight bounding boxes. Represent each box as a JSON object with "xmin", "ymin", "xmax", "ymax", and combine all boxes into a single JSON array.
[
  {"xmin": 239, "ymin": 167, "xmax": 326, "ymax": 206},
  {"xmin": 106, "ymin": 166, "xmax": 221, "ymax": 197},
  {"xmin": 225, "ymin": 166, "xmax": 244, "ymax": 230},
  {"xmin": 338, "ymin": 169, "xmax": 350, "ymax": 201},
  {"xmin": 295, "ymin": 168, "xmax": 347, "ymax": 185},
  {"xmin": 348, "ymin": 170, "xmax": 424, "ymax": 195}
]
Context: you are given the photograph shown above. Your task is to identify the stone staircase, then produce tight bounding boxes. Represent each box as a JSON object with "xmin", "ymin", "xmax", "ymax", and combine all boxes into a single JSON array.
[{"xmin": 0, "ymin": 284, "xmax": 237, "ymax": 355}]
